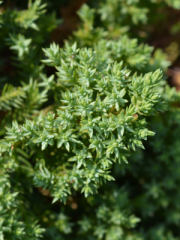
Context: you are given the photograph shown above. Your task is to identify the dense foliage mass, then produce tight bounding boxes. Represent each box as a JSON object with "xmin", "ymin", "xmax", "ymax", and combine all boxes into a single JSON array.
[{"xmin": 1, "ymin": 0, "xmax": 180, "ymax": 240}]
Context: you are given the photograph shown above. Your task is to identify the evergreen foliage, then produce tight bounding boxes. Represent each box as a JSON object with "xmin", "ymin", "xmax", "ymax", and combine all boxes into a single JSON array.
[
  {"xmin": 0, "ymin": 1, "xmax": 180, "ymax": 240},
  {"xmin": 74, "ymin": 0, "xmax": 180, "ymax": 46}
]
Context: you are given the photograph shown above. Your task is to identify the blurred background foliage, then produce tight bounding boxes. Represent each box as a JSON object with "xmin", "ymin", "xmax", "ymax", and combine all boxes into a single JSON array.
[{"xmin": 2, "ymin": 0, "xmax": 180, "ymax": 87}]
